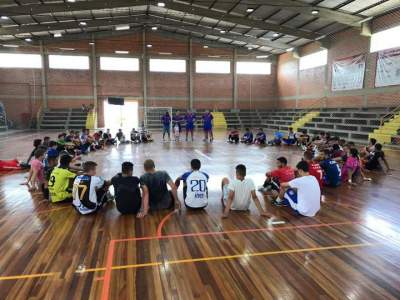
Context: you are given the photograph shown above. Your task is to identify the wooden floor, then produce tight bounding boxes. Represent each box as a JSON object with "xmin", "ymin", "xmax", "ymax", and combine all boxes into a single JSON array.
[{"xmin": 1, "ymin": 130, "xmax": 400, "ymax": 300}]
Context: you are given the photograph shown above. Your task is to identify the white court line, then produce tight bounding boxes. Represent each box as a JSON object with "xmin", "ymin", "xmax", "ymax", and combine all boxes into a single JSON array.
[{"xmin": 195, "ymin": 149, "xmax": 213, "ymax": 161}]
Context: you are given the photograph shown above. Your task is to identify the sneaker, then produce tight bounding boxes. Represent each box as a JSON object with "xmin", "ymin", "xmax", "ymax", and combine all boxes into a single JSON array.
[{"xmin": 105, "ymin": 191, "xmax": 114, "ymax": 202}]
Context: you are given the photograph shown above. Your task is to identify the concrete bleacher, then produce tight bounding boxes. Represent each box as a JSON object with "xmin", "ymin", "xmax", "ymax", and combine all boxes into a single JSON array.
[{"xmin": 40, "ymin": 109, "xmax": 88, "ymax": 130}]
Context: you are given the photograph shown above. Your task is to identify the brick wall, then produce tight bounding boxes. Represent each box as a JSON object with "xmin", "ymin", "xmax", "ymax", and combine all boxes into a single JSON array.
[
  {"xmin": 276, "ymin": 10, "xmax": 400, "ymax": 109},
  {"xmin": 0, "ymin": 32, "xmax": 276, "ymax": 128}
]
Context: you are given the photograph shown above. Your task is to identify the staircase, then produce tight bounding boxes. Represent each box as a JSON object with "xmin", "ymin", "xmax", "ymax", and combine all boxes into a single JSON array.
[
  {"xmin": 40, "ymin": 109, "xmax": 88, "ymax": 130},
  {"xmin": 291, "ymin": 111, "xmax": 320, "ymax": 132},
  {"xmin": 212, "ymin": 112, "xmax": 227, "ymax": 129},
  {"xmin": 369, "ymin": 112, "xmax": 400, "ymax": 144}
]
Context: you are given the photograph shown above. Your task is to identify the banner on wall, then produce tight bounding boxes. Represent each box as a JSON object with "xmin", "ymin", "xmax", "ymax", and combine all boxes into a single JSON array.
[
  {"xmin": 375, "ymin": 47, "xmax": 400, "ymax": 87},
  {"xmin": 332, "ymin": 54, "xmax": 366, "ymax": 91}
]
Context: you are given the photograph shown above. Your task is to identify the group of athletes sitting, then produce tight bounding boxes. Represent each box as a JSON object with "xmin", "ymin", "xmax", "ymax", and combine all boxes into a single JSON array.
[{"xmin": 22, "ymin": 126, "xmax": 391, "ymax": 219}]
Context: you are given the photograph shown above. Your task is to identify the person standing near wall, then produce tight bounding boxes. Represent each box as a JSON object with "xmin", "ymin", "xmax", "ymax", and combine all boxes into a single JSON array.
[
  {"xmin": 185, "ymin": 110, "xmax": 196, "ymax": 142},
  {"xmin": 202, "ymin": 110, "xmax": 214, "ymax": 142},
  {"xmin": 161, "ymin": 111, "xmax": 171, "ymax": 141}
]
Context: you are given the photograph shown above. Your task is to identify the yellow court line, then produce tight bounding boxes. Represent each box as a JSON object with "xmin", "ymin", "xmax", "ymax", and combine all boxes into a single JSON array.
[
  {"xmin": 83, "ymin": 242, "xmax": 376, "ymax": 273},
  {"xmin": 0, "ymin": 243, "xmax": 377, "ymax": 281},
  {"xmin": 0, "ymin": 272, "xmax": 59, "ymax": 281}
]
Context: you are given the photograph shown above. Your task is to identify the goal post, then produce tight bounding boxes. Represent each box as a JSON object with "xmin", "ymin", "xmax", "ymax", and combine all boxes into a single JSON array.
[{"xmin": 138, "ymin": 106, "xmax": 173, "ymax": 131}]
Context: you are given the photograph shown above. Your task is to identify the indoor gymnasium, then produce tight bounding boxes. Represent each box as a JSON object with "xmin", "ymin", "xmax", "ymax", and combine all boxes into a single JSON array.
[{"xmin": 1, "ymin": 0, "xmax": 400, "ymax": 299}]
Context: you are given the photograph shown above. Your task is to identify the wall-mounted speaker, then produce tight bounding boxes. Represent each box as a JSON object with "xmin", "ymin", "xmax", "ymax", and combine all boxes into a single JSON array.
[{"xmin": 108, "ymin": 97, "xmax": 124, "ymax": 105}]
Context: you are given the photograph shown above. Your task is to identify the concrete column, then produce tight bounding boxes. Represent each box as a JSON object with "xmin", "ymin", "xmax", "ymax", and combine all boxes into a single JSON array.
[
  {"xmin": 295, "ymin": 57, "xmax": 300, "ymax": 109},
  {"xmin": 188, "ymin": 38, "xmax": 194, "ymax": 110},
  {"xmin": 90, "ymin": 36, "xmax": 98, "ymax": 128},
  {"xmin": 39, "ymin": 41, "xmax": 48, "ymax": 110},
  {"xmin": 142, "ymin": 30, "xmax": 148, "ymax": 124},
  {"xmin": 232, "ymin": 48, "xmax": 238, "ymax": 110}
]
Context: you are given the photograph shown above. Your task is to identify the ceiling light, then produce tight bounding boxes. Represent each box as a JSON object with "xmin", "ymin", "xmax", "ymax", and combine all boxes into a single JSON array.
[
  {"xmin": 203, "ymin": 45, "xmax": 209, "ymax": 48},
  {"xmin": 256, "ymin": 55, "xmax": 269, "ymax": 59},
  {"xmin": 89, "ymin": 42, "xmax": 95, "ymax": 45},
  {"xmin": 246, "ymin": 8, "xmax": 255, "ymax": 13},
  {"xmin": 220, "ymin": 30, "xmax": 226, "ymax": 34},
  {"xmin": 67, "ymin": 0, "xmax": 76, "ymax": 2},
  {"xmin": 147, "ymin": 44, "xmax": 153, "ymax": 48},
  {"xmin": 157, "ymin": 2, "xmax": 166, "ymax": 7},
  {"xmin": 116, "ymin": 25, "xmax": 130, "ymax": 31},
  {"xmin": 79, "ymin": 21, "xmax": 87, "ymax": 26},
  {"xmin": 54, "ymin": 33, "xmax": 62, "ymax": 38},
  {"xmin": 25, "ymin": 38, "xmax": 32, "ymax": 42},
  {"xmin": 273, "ymin": 33, "xmax": 279, "ymax": 37},
  {"xmin": 3, "ymin": 44, "xmax": 19, "ymax": 48},
  {"xmin": 247, "ymin": 47, "xmax": 253, "ymax": 50},
  {"xmin": 151, "ymin": 26, "xmax": 158, "ymax": 31},
  {"xmin": 115, "ymin": 50, "xmax": 129, "ymax": 54},
  {"xmin": 60, "ymin": 48, "xmax": 75, "ymax": 51},
  {"xmin": 159, "ymin": 52, "xmax": 172, "ymax": 55},
  {"xmin": 311, "ymin": 9, "xmax": 319, "ymax": 15},
  {"xmin": 1, "ymin": 16, "xmax": 9, "ymax": 20},
  {"xmin": 286, "ymin": 47, "xmax": 294, "ymax": 52}
]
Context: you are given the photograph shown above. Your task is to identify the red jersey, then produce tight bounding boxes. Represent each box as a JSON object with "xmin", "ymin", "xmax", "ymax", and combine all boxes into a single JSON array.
[
  {"xmin": 268, "ymin": 166, "xmax": 295, "ymax": 184},
  {"xmin": 308, "ymin": 162, "xmax": 323, "ymax": 190}
]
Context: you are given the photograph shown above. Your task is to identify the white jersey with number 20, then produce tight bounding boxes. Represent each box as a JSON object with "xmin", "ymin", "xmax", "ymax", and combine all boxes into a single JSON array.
[{"xmin": 184, "ymin": 171, "xmax": 209, "ymax": 208}]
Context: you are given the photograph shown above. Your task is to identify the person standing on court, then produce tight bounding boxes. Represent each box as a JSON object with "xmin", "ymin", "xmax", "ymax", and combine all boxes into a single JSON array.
[
  {"xmin": 161, "ymin": 111, "xmax": 171, "ymax": 141},
  {"xmin": 185, "ymin": 110, "xmax": 196, "ymax": 142},
  {"xmin": 202, "ymin": 110, "xmax": 214, "ymax": 142}
]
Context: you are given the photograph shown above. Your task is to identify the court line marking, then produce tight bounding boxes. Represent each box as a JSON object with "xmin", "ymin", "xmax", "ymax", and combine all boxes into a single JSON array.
[
  {"xmin": 156, "ymin": 210, "xmax": 177, "ymax": 237},
  {"xmin": 0, "ymin": 221, "xmax": 369, "ymax": 282},
  {"xmin": 194, "ymin": 149, "xmax": 213, "ymax": 160},
  {"xmin": 101, "ymin": 242, "xmax": 376, "ymax": 271},
  {"xmin": 114, "ymin": 220, "xmax": 362, "ymax": 243},
  {"xmin": 0, "ymin": 272, "xmax": 59, "ymax": 281},
  {"xmin": 101, "ymin": 240, "xmax": 115, "ymax": 300}
]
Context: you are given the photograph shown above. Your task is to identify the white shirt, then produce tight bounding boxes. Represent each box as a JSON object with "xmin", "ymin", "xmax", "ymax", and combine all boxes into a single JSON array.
[
  {"xmin": 227, "ymin": 178, "xmax": 255, "ymax": 210},
  {"xmin": 183, "ymin": 171, "xmax": 209, "ymax": 208},
  {"xmin": 72, "ymin": 175, "xmax": 105, "ymax": 215},
  {"xmin": 288, "ymin": 175, "xmax": 321, "ymax": 217}
]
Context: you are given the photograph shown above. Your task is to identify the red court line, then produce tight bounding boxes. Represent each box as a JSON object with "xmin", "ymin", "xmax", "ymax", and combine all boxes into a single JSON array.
[
  {"xmin": 156, "ymin": 210, "xmax": 176, "ymax": 237},
  {"xmin": 114, "ymin": 220, "xmax": 361, "ymax": 243},
  {"xmin": 100, "ymin": 240, "xmax": 115, "ymax": 300}
]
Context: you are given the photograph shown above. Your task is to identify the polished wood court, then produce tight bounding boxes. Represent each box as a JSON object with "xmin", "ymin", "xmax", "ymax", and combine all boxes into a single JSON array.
[{"xmin": 0, "ymin": 131, "xmax": 400, "ymax": 300}]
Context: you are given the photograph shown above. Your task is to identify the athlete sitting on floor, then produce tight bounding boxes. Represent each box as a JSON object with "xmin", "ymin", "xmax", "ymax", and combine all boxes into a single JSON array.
[
  {"xmin": 273, "ymin": 160, "xmax": 321, "ymax": 217},
  {"xmin": 254, "ymin": 128, "xmax": 266, "ymax": 145},
  {"xmin": 48, "ymin": 154, "xmax": 77, "ymax": 203},
  {"xmin": 228, "ymin": 127, "xmax": 240, "ymax": 143},
  {"xmin": 240, "ymin": 128, "xmax": 253, "ymax": 144},
  {"xmin": 221, "ymin": 164, "xmax": 270, "ymax": 218},
  {"xmin": 175, "ymin": 159, "xmax": 209, "ymax": 210},
  {"xmin": 72, "ymin": 161, "xmax": 111, "ymax": 215},
  {"xmin": 111, "ymin": 162, "xmax": 146, "ymax": 217},
  {"xmin": 319, "ymin": 150, "xmax": 341, "ymax": 187},
  {"xmin": 140, "ymin": 159, "xmax": 180, "ymax": 212},
  {"xmin": 260, "ymin": 157, "xmax": 295, "ymax": 201}
]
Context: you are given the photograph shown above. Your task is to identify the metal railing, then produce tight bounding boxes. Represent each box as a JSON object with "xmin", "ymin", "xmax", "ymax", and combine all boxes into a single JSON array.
[{"xmin": 380, "ymin": 104, "xmax": 400, "ymax": 126}]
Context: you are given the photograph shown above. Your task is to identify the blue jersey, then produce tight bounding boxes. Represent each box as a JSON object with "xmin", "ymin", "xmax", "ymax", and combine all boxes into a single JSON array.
[
  {"xmin": 243, "ymin": 132, "xmax": 253, "ymax": 142},
  {"xmin": 161, "ymin": 115, "xmax": 171, "ymax": 126},
  {"xmin": 256, "ymin": 132, "xmax": 266, "ymax": 141},
  {"xmin": 202, "ymin": 113, "xmax": 213, "ymax": 130},
  {"xmin": 185, "ymin": 113, "xmax": 196, "ymax": 128},
  {"xmin": 320, "ymin": 159, "xmax": 341, "ymax": 187}
]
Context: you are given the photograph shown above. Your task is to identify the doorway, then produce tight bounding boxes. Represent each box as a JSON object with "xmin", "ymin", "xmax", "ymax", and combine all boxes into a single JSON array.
[{"xmin": 103, "ymin": 99, "xmax": 139, "ymax": 131}]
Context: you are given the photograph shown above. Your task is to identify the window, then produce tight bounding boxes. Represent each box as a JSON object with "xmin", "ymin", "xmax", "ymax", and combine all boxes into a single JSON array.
[
  {"xmin": 196, "ymin": 60, "xmax": 231, "ymax": 74},
  {"xmin": 0, "ymin": 53, "xmax": 41, "ymax": 69},
  {"xmin": 237, "ymin": 62, "xmax": 271, "ymax": 75},
  {"xmin": 100, "ymin": 56, "xmax": 139, "ymax": 71},
  {"xmin": 370, "ymin": 25, "xmax": 400, "ymax": 53},
  {"xmin": 299, "ymin": 49, "xmax": 328, "ymax": 70},
  {"xmin": 149, "ymin": 59, "xmax": 186, "ymax": 73},
  {"xmin": 49, "ymin": 55, "xmax": 89, "ymax": 70}
]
